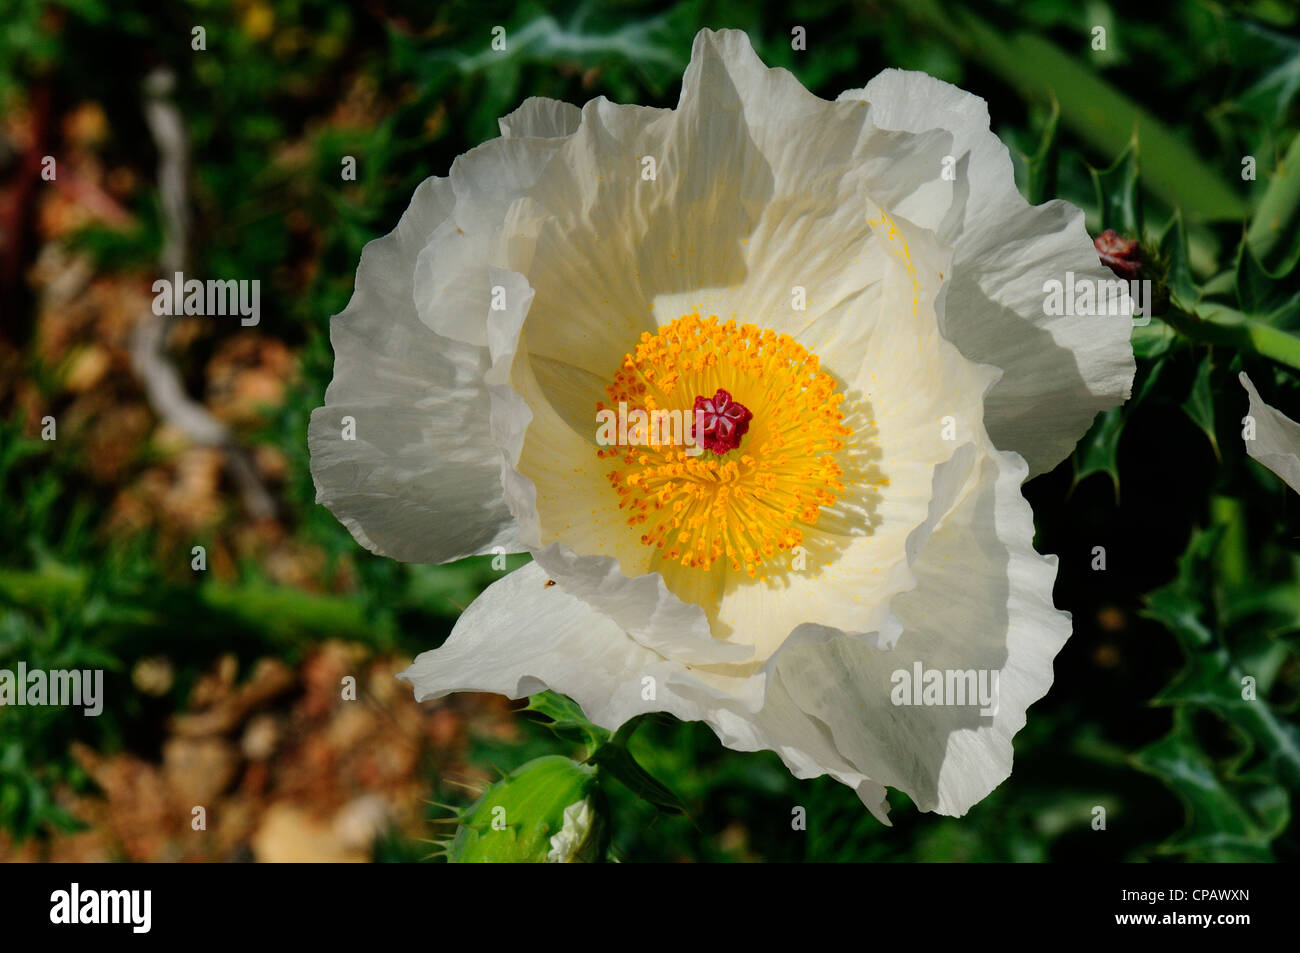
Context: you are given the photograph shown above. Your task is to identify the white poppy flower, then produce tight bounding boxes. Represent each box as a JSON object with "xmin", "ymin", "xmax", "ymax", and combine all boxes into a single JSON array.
[
  {"xmin": 309, "ymin": 29, "xmax": 1135, "ymax": 820},
  {"xmin": 1240, "ymin": 372, "xmax": 1300, "ymax": 494}
]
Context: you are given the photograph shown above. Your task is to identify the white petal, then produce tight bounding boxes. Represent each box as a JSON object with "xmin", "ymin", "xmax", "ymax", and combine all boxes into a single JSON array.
[
  {"xmin": 399, "ymin": 560, "xmax": 891, "ymax": 821},
  {"xmin": 413, "ymin": 136, "xmax": 570, "ymax": 347},
  {"xmin": 399, "ymin": 562, "xmax": 678, "ymax": 722},
  {"xmin": 546, "ymin": 799, "xmax": 595, "ymax": 862},
  {"xmin": 772, "ymin": 447, "xmax": 1070, "ymax": 815},
  {"xmin": 1240, "ymin": 372, "xmax": 1300, "ymax": 493},
  {"xmin": 841, "ymin": 70, "xmax": 1135, "ymax": 476},
  {"xmin": 500, "ymin": 97, "xmax": 582, "ymax": 139},
  {"xmin": 308, "ymin": 177, "xmax": 518, "ymax": 563}
]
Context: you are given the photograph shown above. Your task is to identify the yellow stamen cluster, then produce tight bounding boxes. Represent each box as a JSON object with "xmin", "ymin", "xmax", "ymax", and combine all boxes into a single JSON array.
[{"xmin": 597, "ymin": 313, "xmax": 850, "ymax": 577}]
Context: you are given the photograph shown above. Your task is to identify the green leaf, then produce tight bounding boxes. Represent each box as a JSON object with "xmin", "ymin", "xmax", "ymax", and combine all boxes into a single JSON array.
[
  {"xmin": 1132, "ymin": 711, "xmax": 1288, "ymax": 861},
  {"xmin": 1134, "ymin": 353, "xmax": 1168, "ymax": 405},
  {"xmin": 1246, "ymin": 133, "xmax": 1300, "ymax": 278},
  {"xmin": 1232, "ymin": 20, "xmax": 1300, "ymax": 126},
  {"xmin": 1236, "ymin": 241, "xmax": 1273, "ymax": 317},
  {"xmin": 1234, "ymin": 241, "xmax": 1300, "ymax": 328},
  {"xmin": 1021, "ymin": 98, "xmax": 1060, "ymax": 205},
  {"xmin": 902, "ymin": 0, "xmax": 1249, "ymax": 222},
  {"xmin": 1131, "ymin": 318, "xmax": 1175, "ymax": 360},
  {"xmin": 1200, "ymin": 269, "xmax": 1238, "ymax": 301},
  {"xmin": 590, "ymin": 742, "xmax": 687, "ymax": 816},
  {"xmin": 524, "ymin": 691, "xmax": 611, "ymax": 754},
  {"xmin": 1225, "ymin": 570, "xmax": 1300, "ymax": 642},
  {"xmin": 1159, "ymin": 211, "xmax": 1197, "ymax": 309},
  {"xmin": 1182, "ymin": 352, "xmax": 1221, "ymax": 459},
  {"xmin": 1090, "ymin": 137, "xmax": 1142, "ymax": 238},
  {"xmin": 1142, "ymin": 528, "xmax": 1300, "ymax": 789},
  {"xmin": 1071, "ymin": 407, "xmax": 1124, "ymax": 499}
]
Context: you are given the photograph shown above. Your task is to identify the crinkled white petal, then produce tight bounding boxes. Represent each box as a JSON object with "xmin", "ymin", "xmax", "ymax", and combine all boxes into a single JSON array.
[
  {"xmin": 774, "ymin": 447, "xmax": 1070, "ymax": 815},
  {"xmin": 1240, "ymin": 372, "xmax": 1300, "ymax": 493},
  {"xmin": 412, "ymin": 136, "xmax": 569, "ymax": 348},
  {"xmin": 546, "ymin": 799, "xmax": 595, "ymax": 862},
  {"xmin": 840, "ymin": 70, "xmax": 1135, "ymax": 476},
  {"xmin": 398, "ymin": 561, "xmax": 891, "ymax": 821},
  {"xmin": 308, "ymin": 177, "xmax": 518, "ymax": 563},
  {"xmin": 500, "ymin": 97, "xmax": 583, "ymax": 140}
]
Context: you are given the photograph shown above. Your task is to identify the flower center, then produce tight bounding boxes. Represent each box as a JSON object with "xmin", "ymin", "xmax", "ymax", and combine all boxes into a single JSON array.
[
  {"xmin": 694, "ymin": 388, "xmax": 752, "ymax": 453},
  {"xmin": 597, "ymin": 313, "xmax": 850, "ymax": 577}
]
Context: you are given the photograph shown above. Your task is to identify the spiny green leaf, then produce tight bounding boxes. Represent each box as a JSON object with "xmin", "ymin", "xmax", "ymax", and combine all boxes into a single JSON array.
[
  {"xmin": 1182, "ymin": 352, "xmax": 1221, "ymax": 459},
  {"xmin": 1246, "ymin": 132, "xmax": 1300, "ymax": 278},
  {"xmin": 1071, "ymin": 407, "xmax": 1124, "ymax": 499},
  {"xmin": 1134, "ymin": 354, "xmax": 1169, "ymax": 406},
  {"xmin": 1090, "ymin": 137, "xmax": 1142, "ymax": 238},
  {"xmin": 1235, "ymin": 240, "xmax": 1300, "ymax": 329},
  {"xmin": 1021, "ymin": 98, "xmax": 1060, "ymax": 205},
  {"xmin": 1132, "ymin": 711, "xmax": 1288, "ymax": 861},
  {"xmin": 524, "ymin": 691, "xmax": 611, "ymax": 753},
  {"xmin": 1159, "ymin": 211, "xmax": 1197, "ymax": 309},
  {"xmin": 1231, "ymin": 19, "xmax": 1300, "ymax": 124},
  {"xmin": 1142, "ymin": 528, "xmax": 1300, "ymax": 788}
]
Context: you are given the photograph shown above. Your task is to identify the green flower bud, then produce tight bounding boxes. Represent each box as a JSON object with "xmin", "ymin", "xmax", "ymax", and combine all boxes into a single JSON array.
[{"xmin": 447, "ymin": 755, "xmax": 608, "ymax": 863}]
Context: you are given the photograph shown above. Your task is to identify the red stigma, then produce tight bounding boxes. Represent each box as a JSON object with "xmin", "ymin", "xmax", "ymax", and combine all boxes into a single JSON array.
[{"xmin": 693, "ymin": 388, "xmax": 752, "ymax": 454}]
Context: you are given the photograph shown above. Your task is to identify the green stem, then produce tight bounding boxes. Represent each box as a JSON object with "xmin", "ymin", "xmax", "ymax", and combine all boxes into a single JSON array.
[{"xmin": 1162, "ymin": 307, "xmax": 1300, "ymax": 372}]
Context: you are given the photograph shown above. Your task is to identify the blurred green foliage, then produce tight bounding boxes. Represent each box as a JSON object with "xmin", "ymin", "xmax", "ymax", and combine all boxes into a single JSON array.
[{"xmin": 2, "ymin": 0, "xmax": 1299, "ymax": 861}]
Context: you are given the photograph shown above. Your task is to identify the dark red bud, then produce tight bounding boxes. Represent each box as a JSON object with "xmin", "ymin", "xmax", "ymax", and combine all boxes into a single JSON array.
[{"xmin": 1095, "ymin": 229, "xmax": 1141, "ymax": 281}]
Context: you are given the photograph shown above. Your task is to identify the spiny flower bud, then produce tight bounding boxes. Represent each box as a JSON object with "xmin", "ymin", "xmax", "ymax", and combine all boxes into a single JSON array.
[
  {"xmin": 1094, "ymin": 229, "xmax": 1142, "ymax": 281},
  {"xmin": 446, "ymin": 755, "xmax": 608, "ymax": 863}
]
